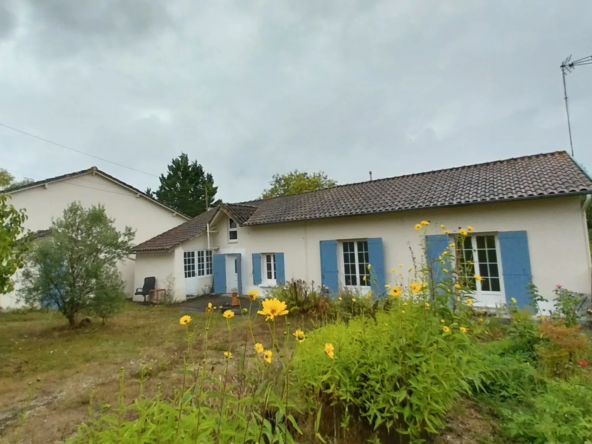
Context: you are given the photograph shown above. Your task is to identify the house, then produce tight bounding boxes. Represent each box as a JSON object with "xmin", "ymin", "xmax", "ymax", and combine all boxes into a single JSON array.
[
  {"xmin": 1, "ymin": 167, "xmax": 189, "ymax": 309},
  {"xmin": 133, "ymin": 151, "xmax": 592, "ymax": 311}
]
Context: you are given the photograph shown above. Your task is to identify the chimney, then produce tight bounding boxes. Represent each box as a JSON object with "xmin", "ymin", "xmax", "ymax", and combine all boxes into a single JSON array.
[{"xmin": 369, "ymin": 171, "xmax": 373, "ymax": 181}]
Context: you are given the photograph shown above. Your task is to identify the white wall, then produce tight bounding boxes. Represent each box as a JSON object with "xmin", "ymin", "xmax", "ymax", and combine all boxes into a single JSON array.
[
  {"xmin": 132, "ymin": 252, "xmax": 175, "ymax": 302},
  {"xmin": 210, "ymin": 197, "xmax": 591, "ymax": 305},
  {"xmin": 2, "ymin": 172, "xmax": 186, "ymax": 309}
]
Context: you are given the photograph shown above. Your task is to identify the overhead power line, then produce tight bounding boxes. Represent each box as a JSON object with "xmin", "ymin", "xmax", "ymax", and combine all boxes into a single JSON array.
[{"xmin": 0, "ymin": 122, "xmax": 159, "ymax": 177}]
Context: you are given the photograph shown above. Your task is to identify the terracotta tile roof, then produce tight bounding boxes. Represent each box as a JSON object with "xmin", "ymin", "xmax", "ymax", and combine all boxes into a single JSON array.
[
  {"xmin": 240, "ymin": 151, "xmax": 592, "ymax": 225},
  {"xmin": 222, "ymin": 203, "xmax": 258, "ymax": 224},
  {"xmin": 134, "ymin": 151, "xmax": 592, "ymax": 251},
  {"xmin": 134, "ymin": 207, "xmax": 218, "ymax": 252},
  {"xmin": 2, "ymin": 167, "xmax": 190, "ymax": 219}
]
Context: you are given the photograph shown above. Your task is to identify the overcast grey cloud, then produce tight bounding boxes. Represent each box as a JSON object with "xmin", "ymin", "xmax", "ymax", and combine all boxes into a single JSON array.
[{"xmin": 1, "ymin": 0, "xmax": 591, "ymax": 202}]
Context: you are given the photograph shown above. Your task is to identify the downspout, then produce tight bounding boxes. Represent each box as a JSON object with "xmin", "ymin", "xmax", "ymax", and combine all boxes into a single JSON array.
[
  {"xmin": 582, "ymin": 195, "xmax": 592, "ymax": 294},
  {"xmin": 207, "ymin": 223, "xmax": 211, "ymax": 251},
  {"xmin": 582, "ymin": 194, "xmax": 592, "ymax": 213}
]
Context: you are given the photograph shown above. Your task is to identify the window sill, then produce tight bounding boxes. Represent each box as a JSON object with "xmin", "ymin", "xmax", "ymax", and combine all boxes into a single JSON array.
[
  {"xmin": 228, "ymin": 240, "xmax": 238, "ymax": 244},
  {"xmin": 260, "ymin": 281, "xmax": 279, "ymax": 288}
]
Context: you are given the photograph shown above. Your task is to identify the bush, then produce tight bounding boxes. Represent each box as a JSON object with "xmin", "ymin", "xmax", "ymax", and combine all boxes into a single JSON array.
[
  {"xmin": 268, "ymin": 279, "xmax": 333, "ymax": 319},
  {"xmin": 292, "ymin": 298, "xmax": 486, "ymax": 442}
]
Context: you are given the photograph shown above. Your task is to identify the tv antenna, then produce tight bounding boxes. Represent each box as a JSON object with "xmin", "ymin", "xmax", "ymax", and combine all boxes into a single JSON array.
[{"xmin": 560, "ymin": 54, "xmax": 592, "ymax": 157}]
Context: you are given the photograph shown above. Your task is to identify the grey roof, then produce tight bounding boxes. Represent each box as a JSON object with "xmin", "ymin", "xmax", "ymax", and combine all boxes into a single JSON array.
[{"xmin": 134, "ymin": 151, "xmax": 592, "ymax": 251}]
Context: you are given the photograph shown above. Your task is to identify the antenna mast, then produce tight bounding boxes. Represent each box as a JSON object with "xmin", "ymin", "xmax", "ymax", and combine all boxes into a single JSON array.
[{"xmin": 560, "ymin": 54, "xmax": 592, "ymax": 157}]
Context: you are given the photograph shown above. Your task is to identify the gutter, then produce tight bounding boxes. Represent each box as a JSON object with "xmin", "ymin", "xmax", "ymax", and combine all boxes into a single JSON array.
[{"xmin": 582, "ymin": 194, "xmax": 592, "ymax": 213}]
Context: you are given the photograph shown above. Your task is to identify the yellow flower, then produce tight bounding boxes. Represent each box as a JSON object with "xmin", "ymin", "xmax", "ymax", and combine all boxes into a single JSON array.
[
  {"xmin": 460, "ymin": 327, "xmax": 468, "ymax": 333},
  {"xmin": 443, "ymin": 326, "xmax": 450, "ymax": 333},
  {"xmin": 385, "ymin": 284, "xmax": 391, "ymax": 288},
  {"xmin": 366, "ymin": 290, "xmax": 372, "ymax": 298},
  {"xmin": 223, "ymin": 310, "xmax": 234, "ymax": 319},
  {"xmin": 248, "ymin": 289, "xmax": 260, "ymax": 301},
  {"xmin": 443, "ymin": 268, "xmax": 449, "ymax": 273},
  {"xmin": 414, "ymin": 224, "xmax": 422, "ymax": 231},
  {"xmin": 459, "ymin": 229, "xmax": 468, "ymax": 236},
  {"xmin": 421, "ymin": 220, "xmax": 429, "ymax": 226},
  {"xmin": 401, "ymin": 310, "xmax": 405, "ymax": 313},
  {"xmin": 352, "ymin": 298, "xmax": 356, "ymax": 302},
  {"xmin": 367, "ymin": 264, "xmax": 371, "ymax": 270},
  {"xmin": 293, "ymin": 329, "xmax": 306, "ymax": 342},
  {"xmin": 425, "ymin": 302, "xmax": 430, "ymax": 308},
  {"xmin": 324, "ymin": 343, "xmax": 334, "ymax": 359},
  {"xmin": 391, "ymin": 268, "xmax": 396, "ymax": 272},
  {"xmin": 442, "ymin": 251, "xmax": 448, "ymax": 256},
  {"xmin": 466, "ymin": 299, "xmax": 473, "ymax": 306},
  {"xmin": 467, "ymin": 226, "xmax": 474, "ymax": 232},
  {"xmin": 511, "ymin": 298, "xmax": 517, "ymax": 304},
  {"xmin": 441, "ymin": 319, "xmax": 446, "ymax": 323},
  {"xmin": 205, "ymin": 302, "xmax": 213, "ymax": 315},
  {"xmin": 179, "ymin": 315, "xmax": 192, "ymax": 325},
  {"xmin": 478, "ymin": 318, "xmax": 483, "ymax": 323},
  {"xmin": 449, "ymin": 243, "xmax": 455, "ymax": 248},
  {"xmin": 363, "ymin": 275, "xmax": 367, "ymax": 281},
  {"xmin": 444, "ymin": 230, "xmax": 450, "ymax": 234},
  {"xmin": 403, "ymin": 302, "xmax": 407, "ymax": 306},
  {"xmin": 454, "ymin": 284, "xmax": 461, "ymax": 289},
  {"xmin": 409, "ymin": 283, "xmax": 421, "ymax": 293},
  {"xmin": 263, "ymin": 350, "xmax": 273, "ymax": 363},
  {"xmin": 474, "ymin": 275, "xmax": 483, "ymax": 281},
  {"xmin": 440, "ymin": 224, "xmax": 445, "ymax": 229},
  {"xmin": 254, "ymin": 343, "xmax": 264, "ymax": 353},
  {"xmin": 224, "ymin": 351, "xmax": 233, "ymax": 359},
  {"xmin": 409, "ymin": 267, "xmax": 413, "ymax": 271},
  {"xmin": 389, "ymin": 286, "xmax": 402, "ymax": 297},
  {"xmin": 257, "ymin": 298, "xmax": 289, "ymax": 321},
  {"xmin": 338, "ymin": 297, "xmax": 342, "ymax": 301}
]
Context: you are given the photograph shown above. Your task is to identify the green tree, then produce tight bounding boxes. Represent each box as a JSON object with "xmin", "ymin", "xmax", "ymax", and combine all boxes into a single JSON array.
[
  {"xmin": 0, "ymin": 169, "xmax": 34, "ymax": 190},
  {"xmin": 261, "ymin": 170, "xmax": 337, "ymax": 199},
  {"xmin": 149, "ymin": 154, "xmax": 220, "ymax": 217},
  {"xmin": 0, "ymin": 194, "xmax": 28, "ymax": 295},
  {"xmin": 19, "ymin": 202, "xmax": 135, "ymax": 326}
]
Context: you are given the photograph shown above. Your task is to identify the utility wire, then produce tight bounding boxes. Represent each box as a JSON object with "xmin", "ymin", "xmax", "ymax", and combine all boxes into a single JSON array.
[{"xmin": 0, "ymin": 122, "xmax": 159, "ymax": 177}]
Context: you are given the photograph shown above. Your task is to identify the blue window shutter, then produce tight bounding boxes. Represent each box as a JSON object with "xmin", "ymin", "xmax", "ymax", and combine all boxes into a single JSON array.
[
  {"xmin": 498, "ymin": 231, "xmax": 532, "ymax": 308},
  {"xmin": 320, "ymin": 240, "xmax": 338, "ymax": 293},
  {"xmin": 252, "ymin": 253, "xmax": 262, "ymax": 285},
  {"xmin": 236, "ymin": 256, "xmax": 242, "ymax": 295},
  {"xmin": 368, "ymin": 238, "xmax": 385, "ymax": 295},
  {"xmin": 426, "ymin": 234, "xmax": 449, "ymax": 290},
  {"xmin": 213, "ymin": 254, "xmax": 226, "ymax": 294},
  {"xmin": 275, "ymin": 253, "xmax": 285, "ymax": 284}
]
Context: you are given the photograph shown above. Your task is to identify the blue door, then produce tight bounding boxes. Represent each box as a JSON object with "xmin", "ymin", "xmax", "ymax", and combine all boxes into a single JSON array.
[{"xmin": 213, "ymin": 254, "xmax": 226, "ymax": 294}]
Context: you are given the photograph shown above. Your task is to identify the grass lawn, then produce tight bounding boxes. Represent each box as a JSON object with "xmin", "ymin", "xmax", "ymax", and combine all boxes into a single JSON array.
[{"xmin": 0, "ymin": 302, "xmax": 271, "ymax": 444}]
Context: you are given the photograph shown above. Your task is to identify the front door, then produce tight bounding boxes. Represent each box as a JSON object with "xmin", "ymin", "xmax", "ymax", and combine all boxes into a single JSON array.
[
  {"xmin": 226, "ymin": 255, "xmax": 239, "ymax": 293},
  {"xmin": 184, "ymin": 251, "xmax": 198, "ymax": 296}
]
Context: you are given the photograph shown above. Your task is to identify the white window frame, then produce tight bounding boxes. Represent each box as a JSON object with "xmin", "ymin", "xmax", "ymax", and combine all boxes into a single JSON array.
[
  {"xmin": 197, "ymin": 251, "xmax": 205, "ymax": 276},
  {"xmin": 183, "ymin": 251, "xmax": 196, "ymax": 278},
  {"xmin": 339, "ymin": 240, "xmax": 370, "ymax": 289},
  {"xmin": 228, "ymin": 218, "xmax": 238, "ymax": 242},
  {"xmin": 453, "ymin": 233, "xmax": 505, "ymax": 303},
  {"xmin": 261, "ymin": 253, "xmax": 277, "ymax": 286},
  {"xmin": 206, "ymin": 250, "xmax": 213, "ymax": 275}
]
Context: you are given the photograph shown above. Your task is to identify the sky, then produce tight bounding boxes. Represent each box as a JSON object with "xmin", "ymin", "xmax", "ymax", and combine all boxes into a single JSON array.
[{"xmin": 1, "ymin": 0, "xmax": 591, "ymax": 203}]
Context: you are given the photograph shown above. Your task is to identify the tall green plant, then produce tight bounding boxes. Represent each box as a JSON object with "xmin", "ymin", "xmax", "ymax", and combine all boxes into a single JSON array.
[
  {"xmin": 19, "ymin": 202, "xmax": 135, "ymax": 326},
  {"xmin": 0, "ymin": 193, "xmax": 29, "ymax": 296}
]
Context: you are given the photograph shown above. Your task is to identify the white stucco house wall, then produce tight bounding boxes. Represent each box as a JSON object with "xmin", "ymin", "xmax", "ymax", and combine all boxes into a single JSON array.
[
  {"xmin": 133, "ymin": 151, "xmax": 592, "ymax": 313},
  {"xmin": 1, "ymin": 167, "xmax": 189, "ymax": 309}
]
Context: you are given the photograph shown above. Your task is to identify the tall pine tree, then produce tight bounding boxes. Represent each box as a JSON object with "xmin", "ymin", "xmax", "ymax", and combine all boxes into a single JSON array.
[{"xmin": 148, "ymin": 154, "xmax": 220, "ymax": 217}]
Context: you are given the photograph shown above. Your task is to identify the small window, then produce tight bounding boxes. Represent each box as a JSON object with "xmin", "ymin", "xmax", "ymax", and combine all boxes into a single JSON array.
[
  {"xmin": 229, "ymin": 218, "xmax": 238, "ymax": 241},
  {"xmin": 197, "ymin": 251, "xmax": 205, "ymax": 276},
  {"xmin": 342, "ymin": 240, "xmax": 370, "ymax": 287},
  {"xmin": 183, "ymin": 251, "xmax": 195, "ymax": 278},
  {"xmin": 266, "ymin": 254, "xmax": 276, "ymax": 280},
  {"xmin": 206, "ymin": 250, "xmax": 213, "ymax": 275},
  {"xmin": 456, "ymin": 234, "xmax": 502, "ymax": 293}
]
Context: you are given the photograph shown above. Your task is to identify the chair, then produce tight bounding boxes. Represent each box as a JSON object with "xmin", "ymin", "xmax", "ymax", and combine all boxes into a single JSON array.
[{"xmin": 135, "ymin": 277, "xmax": 156, "ymax": 302}]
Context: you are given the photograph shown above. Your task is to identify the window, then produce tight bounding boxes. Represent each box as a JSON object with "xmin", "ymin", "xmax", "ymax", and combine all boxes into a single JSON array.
[
  {"xmin": 197, "ymin": 251, "xmax": 205, "ymax": 276},
  {"xmin": 229, "ymin": 218, "xmax": 238, "ymax": 241},
  {"xmin": 266, "ymin": 254, "xmax": 276, "ymax": 280},
  {"xmin": 183, "ymin": 251, "xmax": 195, "ymax": 278},
  {"xmin": 456, "ymin": 234, "xmax": 501, "ymax": 293},
  {"xmin": 342, "ymin": 240, "xmax": 370, "ymax": 287},
  {"xmin": 206, "ymin": 250, "xmax": 213, "ymax": 275}
]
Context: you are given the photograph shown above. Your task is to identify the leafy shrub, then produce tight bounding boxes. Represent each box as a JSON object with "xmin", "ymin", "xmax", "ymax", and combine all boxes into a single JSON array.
[
  {"xmin": 269, "ymin": 279, "xmax": 333, "ymax": 319},
  {"xmin": 502, "ymin": 305, "xmax": 541, "ymax": 361},
  {"xmin": 536, "ymin": 319, "xmax": 589, "ymax": 379},
  {"xmin": 552, "ymin": 286, "xmax": 582, "ymax": 327},
  {"xmin": 292, "ymin": 299, "xmax": 486, "ymax": 442}
]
